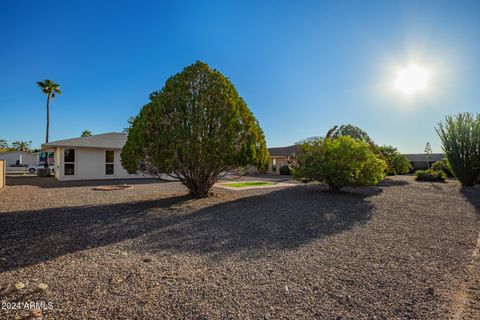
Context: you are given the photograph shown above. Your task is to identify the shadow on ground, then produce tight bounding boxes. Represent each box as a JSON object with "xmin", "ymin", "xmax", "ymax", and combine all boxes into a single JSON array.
[
  {"xmin": 378, "ymin": 177, "xmax": 410, "ymax": 187},
  {"xmin": 0, "ymin": 185, "xmax": 380, "ymax": 272},
  {"xmin": 5, "ymin": 176, "xmax": 168, "ymax": 188},
  {"xmin": 461, "ymin": 185, "xmax": 480, "ymax": 218}
]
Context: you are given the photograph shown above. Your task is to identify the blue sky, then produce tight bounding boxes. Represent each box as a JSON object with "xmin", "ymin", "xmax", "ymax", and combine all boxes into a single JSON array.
[{"xmin": 1, "ymin": 0, "xmax": 479, "ymax": 152}]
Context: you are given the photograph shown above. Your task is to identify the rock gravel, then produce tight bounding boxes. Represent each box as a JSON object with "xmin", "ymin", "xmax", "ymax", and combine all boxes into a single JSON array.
[{"xmin": 0, "ymin": 175, "xmax": 479, "ymax": 319}]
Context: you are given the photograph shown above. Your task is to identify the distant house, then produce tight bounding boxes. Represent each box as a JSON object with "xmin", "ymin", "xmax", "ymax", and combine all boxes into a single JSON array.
[
  {"xmin": 404, "ymin": 153, "xmax": 444, "ymax": 171},
  {"xmin": 42, "ymin": 132, "xmax": 149, "ymax": 181},
  {"xmin": 267, "ymin": 145, "xmax": 300, "ymax": 174},
  {"xmin": 0, "ymin": 151, "xmax": 37, "ymax": 167}
]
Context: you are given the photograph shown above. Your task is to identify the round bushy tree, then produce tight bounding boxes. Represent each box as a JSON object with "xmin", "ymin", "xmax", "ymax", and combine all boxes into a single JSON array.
[
  {"xmin": 328, "ymin": 124, "xmax": 375, "ymax": 146},
  {"xmin": 436, "ymin": 112, "xmax": 480, "ymax": 186},
  {"xmin": 378, "ymin": 145, "xmax": 412, "ymax": 175},
  {"xmin": 293, "ymin": 136, "xmax": 387, "ymax": 192},
  {"xmin": 121, "ymin": 61, "xmax": 269, "ymax": 198}
]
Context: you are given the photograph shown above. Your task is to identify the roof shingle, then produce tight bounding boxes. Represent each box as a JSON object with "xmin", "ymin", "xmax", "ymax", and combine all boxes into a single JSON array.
[{"xmin": 42, "ymin": 132, "xmax": 127, "ymax": 150}]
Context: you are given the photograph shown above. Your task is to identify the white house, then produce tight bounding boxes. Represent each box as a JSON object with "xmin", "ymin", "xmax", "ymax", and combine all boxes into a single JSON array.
[{"xmin": 42, "ymin": 132, "xmax": 149, "ymax": 181}]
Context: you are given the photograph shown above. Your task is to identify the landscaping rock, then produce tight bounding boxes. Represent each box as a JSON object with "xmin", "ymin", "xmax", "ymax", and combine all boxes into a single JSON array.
[
  {"xmin": 29, "ymin": 308, "xmax": 43, "ymax": 319},
  {"xmin": 37, "ymin": 283, "xmax": 48, "ymax": 291},
  {"xmin": 14, "ymin": 282, "xmax": 25, "ymax": 290}
]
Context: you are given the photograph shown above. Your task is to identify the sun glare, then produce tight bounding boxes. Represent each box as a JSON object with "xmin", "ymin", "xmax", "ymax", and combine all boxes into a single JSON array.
[{"xmin": 394, "ymin": 65, "xmax": 429, "ymax": 95}]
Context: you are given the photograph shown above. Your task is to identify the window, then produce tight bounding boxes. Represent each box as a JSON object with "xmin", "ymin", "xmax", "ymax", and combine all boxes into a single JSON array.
[
  {"xmin": 64, "ymin": 149, "xmax": 75, "ymax": 175},
  {"xmin": 272, "ymin": 158, "xmax": 277, "ymax": 172},
  {"xmin": 105, "ymin": 150, "xmax": 114, "ymax": 175}
]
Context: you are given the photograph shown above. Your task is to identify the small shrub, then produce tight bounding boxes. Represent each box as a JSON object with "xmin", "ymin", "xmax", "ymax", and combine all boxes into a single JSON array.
[
  {"xmin": 431, "ymin": 158, "xmax": 453, "ymax": 177},
  {"xmin": 279, "ymin": 164, "xmax": 291, "ymax": 175},
  {"xmin": 415, "ymin": 170, "xmax": 446, "ymax": 182}
]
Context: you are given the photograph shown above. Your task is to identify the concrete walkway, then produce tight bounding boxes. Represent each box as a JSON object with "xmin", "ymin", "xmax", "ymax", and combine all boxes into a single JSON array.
[{"xmin": 214, "ymin": 180, "xmax": 299, "ymax": 190}]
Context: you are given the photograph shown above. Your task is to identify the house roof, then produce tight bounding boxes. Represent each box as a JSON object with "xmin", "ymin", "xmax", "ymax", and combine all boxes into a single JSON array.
[
  {"xmin": 42, "ymin": 132, "xmax": 127, "ymax": 150},
  {"xmin": 403, "ymin": 153, "xmax": 444, "ymax": 162},
  {"xmin": 268, "ymin": 145, "xmax": 300, "ymax": 157}
]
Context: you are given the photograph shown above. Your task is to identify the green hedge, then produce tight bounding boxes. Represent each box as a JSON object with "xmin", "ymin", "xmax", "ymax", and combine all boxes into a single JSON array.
[{"xmin": 415, "ymin": 170, "xmax": 446, "ymax": 182}]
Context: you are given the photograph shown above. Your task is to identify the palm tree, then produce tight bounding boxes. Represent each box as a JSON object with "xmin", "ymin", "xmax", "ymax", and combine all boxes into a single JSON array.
[
  {"xmin": 11, "ymin": 140, "xmax": 31, "ymax": 152},
  {"xmin": 37, "ymin": 80, "xmax": 61, "ymax": 143},
  {"xmin": 81, "ymin": 130, "xmax": 92, "ymax": 137},
  {"xmin": 0, "ymin": 139, "xmax": 8, "ymax": 149}
]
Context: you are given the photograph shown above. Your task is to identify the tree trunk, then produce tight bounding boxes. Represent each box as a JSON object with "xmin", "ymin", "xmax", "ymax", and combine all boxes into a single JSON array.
[
  {"xmin": 45, "ymin": 94, "xmax": 51, "ymax": 170},
  {"xmin": 183, "ymin": 173, "xmax": 216, "ymax": 198},
  {"xmin": 328, "ymin": 184, "xmax": 341, "ymax": 193},
  {"xmin": 46, "ymin": 94, "xmax": 50, "ymax": 144}
]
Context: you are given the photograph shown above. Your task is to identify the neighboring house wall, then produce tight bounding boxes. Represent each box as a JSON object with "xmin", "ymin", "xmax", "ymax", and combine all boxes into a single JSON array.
[
  {"xmin": 55, "ymin": 147, "xmax": 148, "ymax": 181},
  {"xmin": 0, "ymin": 151, "xmax": 37, "ymax": 167},
  {"xmin": 0, "ymin": 160, "xmax": 5, "ymax": 190},
  {"xmin": 410, "ymin": 161, "xmax": 437, "ymax": 171},
  {"xmin": 267, "ymin": 156, "xmax": 288, "ymax": 174},
  {"xmin": 404, "ymin": 153, "xmax": 444, "ymax": 171}
]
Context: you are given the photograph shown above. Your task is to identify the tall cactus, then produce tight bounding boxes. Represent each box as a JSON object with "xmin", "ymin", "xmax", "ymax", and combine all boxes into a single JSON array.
[{"xmin": 435, "ymin": 112, "xmax": 480, "ymax": 186}]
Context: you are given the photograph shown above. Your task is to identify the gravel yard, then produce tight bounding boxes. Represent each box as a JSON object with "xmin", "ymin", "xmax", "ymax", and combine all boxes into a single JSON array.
[{"xmin": 0, "ymin": 175, "xmax": 479, "ymax": 319}]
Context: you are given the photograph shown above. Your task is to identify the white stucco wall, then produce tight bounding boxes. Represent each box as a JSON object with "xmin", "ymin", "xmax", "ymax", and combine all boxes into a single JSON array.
[
  {"xmin": 54, "ymin": 147, "xmax": 61, "ymax": 180},
  {"xmin": 55, "ymin": 147, "xmax": 149, "ymax": 181}
]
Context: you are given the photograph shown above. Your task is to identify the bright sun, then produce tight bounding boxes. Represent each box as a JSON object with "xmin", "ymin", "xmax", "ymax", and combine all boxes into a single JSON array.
[{"xmin": 394, "ymin": 65, "xmax": 429, "ymax": 95}]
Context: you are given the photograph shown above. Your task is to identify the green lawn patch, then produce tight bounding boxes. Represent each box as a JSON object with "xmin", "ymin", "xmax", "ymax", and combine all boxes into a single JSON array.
[{"xmin": 224, "ymin": 181, "xmax": 275, "ymax": 187}]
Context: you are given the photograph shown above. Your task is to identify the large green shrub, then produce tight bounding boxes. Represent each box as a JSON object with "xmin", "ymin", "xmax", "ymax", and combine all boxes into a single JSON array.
[
  {"xmin": 415, "ymin": 170, "xmax": 446, "ymax": 182},
  {"xmin": 436, "ymin": 112, "xmax": 480, "ymax": 186},
  {"xmin": 293, "ymin": 136, "xmax": 387, "ymax": 192},
  {"xmin": 378, "ymin": 145, "xmax": 412, "ymax": 175},
  {"xmin": 121, "ymin": 61, "xmax": 269, "ymax": 198}
]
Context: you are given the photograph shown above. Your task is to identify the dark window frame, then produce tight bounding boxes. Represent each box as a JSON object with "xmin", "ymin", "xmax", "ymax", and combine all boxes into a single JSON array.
[
  {"xmin": 64, "ymin": 148, "xmax": 75, "ymax": 176},
  {"xmin": 105, "ymin": 150, "xmax": 114, "ymax": 175}
]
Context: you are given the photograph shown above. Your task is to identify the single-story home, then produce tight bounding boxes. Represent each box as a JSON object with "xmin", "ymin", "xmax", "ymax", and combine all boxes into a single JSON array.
[
  {"xmin": 0, "ymin": 150, "xmax": 37, "ymax": 167},
  {"xmin": 42, "ymin": 132, "xmax": 149, "ymax": 181},
  {"xmin": 267, "ymin": 145, "xmax": 300, "ymax": 174}
]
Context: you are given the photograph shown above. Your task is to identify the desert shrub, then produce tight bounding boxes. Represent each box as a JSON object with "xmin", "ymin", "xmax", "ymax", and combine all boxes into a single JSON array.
[
  {"xmin": 436, "ymin": 112, "xmax": 480, "ymax": 186},
  {"xmin": 415, "ymin": 170, "xmax": 446, "ymax": 182},
  {"xmin": 431, "ymin": 158, "xmax": 453, "ymax": 177},
  {"xmin": 293, "ymin": 136, "xmax": 387, "ymax": 192},
  {"xmin": 378, "ymin": 145, "xmax": 412, "ymax": 175},
  {"xmin": 121, "ymin": 61, "xmax": 269, "ymax": 198},
  {"xmin": 279, "ymin": 164, "xmax": 291, "ymax": 175}
]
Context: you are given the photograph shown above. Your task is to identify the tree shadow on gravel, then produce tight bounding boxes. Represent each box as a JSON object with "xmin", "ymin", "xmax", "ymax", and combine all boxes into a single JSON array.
[
  {"xmin": 5, "ymin": 176, "xmax": 167, "ymax": 188},
  {"xmin": 378, "ymin": 178, "xmax": 410, "ymax": 187},
  {"xmin": 461, "ymin": 186, "xmax": 480, "ymax": 218},
  {"xmin": 0, "ymin": 185, "xmax": 378, "ymax": 272}
]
